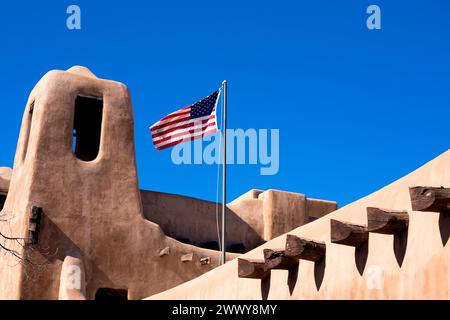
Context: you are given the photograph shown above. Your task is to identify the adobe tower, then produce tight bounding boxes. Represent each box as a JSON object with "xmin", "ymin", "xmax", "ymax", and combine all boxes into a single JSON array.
[
  {"xmin": 0, "ymin": 67, "xmax": 336, "ymax": 299},
  {"xmin": 0, "ymin": 67, "xmax": 230, "ymax": 299}
]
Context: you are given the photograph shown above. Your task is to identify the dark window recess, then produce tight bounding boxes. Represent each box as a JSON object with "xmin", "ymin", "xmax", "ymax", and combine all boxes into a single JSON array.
[
  {"xmin": 202, "ymin": 241, "xmax": 220, "ymax": 250},
  {"xmin": 73, "ymin": 96, "xmax": 103, "ymax": 161},
  {"xmin": 229, "ymin": 243, "xmax": 246, "ymax": 253},
  {"xmin": 0, "ymin": 193, "xmax": 7, "ymax": 211},
  {"xmin": 95, "ymin": 288, "xmax": 128, "ymax": 301}
]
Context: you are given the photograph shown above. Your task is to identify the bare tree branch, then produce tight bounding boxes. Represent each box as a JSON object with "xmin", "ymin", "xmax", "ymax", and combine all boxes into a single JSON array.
[{"xmin": 0, "ymin": 210, "xmax": 55, "ymax": 274}]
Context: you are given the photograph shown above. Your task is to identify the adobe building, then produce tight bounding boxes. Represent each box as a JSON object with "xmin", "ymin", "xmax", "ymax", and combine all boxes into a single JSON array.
[
  {"xmin": 0, "ymin": 67, "xmax": 336, "ymax": 300},
  {"xmin": 150, "ymin": 150, "xmax": 450, "ymax": 300},
  {"xmin": 0, "ymin": 167, "xmax": 10, "ymax": 211}
]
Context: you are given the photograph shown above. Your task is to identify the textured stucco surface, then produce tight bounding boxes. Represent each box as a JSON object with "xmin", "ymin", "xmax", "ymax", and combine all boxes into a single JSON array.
[
  {"xmin": 0, "ymin": 67, "xmax": 234, "ymax": 300},
  {"xmin": 0, "ymin": 67, "xmax": 336, "ymax": 300},
  {"xmin": 149, "ymin": 150, "xmax": 450, "ymax": 300},
  {"xmin": 0, "ymin": 167, "xmax": 11, "ymax": 193},
  {"xmin": 141, "ymin": 189, "xmax": 336, "ymax": 252}
]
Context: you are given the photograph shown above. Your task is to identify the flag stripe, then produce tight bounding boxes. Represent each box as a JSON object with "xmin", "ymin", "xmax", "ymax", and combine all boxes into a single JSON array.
[
  {"xmin": 150, "ymin": 114, "xmax": 212, "ymax": 134},
  {"xmin": 150, "ymin": 89, "xmax": 221, "ymax": 150},
  {"xmin": 151, "ymin": 114, "xmax": 215, "ymax": 138},
  {"xmin": 154, "ymin": 122, "xmax": 217, "ymax": 146},
  {"xmin": 159, "ymin": 106, "xmax": 190, "ymax": 121},
  {"xmin": 152, "ymin": 108, "xmax": 191, "ymax": 128},
  {"xmin": 152, "ymin": 113, "xmax": 215, "ymax": 140},
  {"xmin": 155, "ymin": 127, "xmax": 218, "ymax": 150},
  {"xmin": 153, "ymin": 117, "xmax": 216, "ymax": 142}
]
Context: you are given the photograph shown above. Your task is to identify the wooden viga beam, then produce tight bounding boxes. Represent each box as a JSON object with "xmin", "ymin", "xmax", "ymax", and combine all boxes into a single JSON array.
[
  {"xmin": 284, "ymin": 234, "xmax": 326, "ymax": 262},
  {"xmin": 330, "ymin": 219, "xmax": 368, "ymax": 247},
  {"xmin": 263, "ymin": 249, "xmax": 298, "ymax": 270},
  {"xmin": 409, "ymin": 186, "xmax": 450, "ymax": 213},
  {"xmin": 367, "ymin": 207, "xmax": 409, "ymax": 234},
  {"xmin": 238, "ymin": 258, "xmax": 270, "ymax": 279}
]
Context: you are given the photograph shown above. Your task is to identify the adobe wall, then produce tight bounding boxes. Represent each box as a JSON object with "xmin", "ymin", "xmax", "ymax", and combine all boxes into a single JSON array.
[
  {"xmin": 0, "ymin": 66, "xmax": 336, "ymax": 300},
  {"xmin": 0, "ymin": 167, "xmax": 11, "ymax": 193},
  {"xmin": 0, "ymin": 168, "xmax": 10, "ymax": 211},
  {"xmin": 149, "ymin": 150, "xmax": 450, "ymax": 300},
  {"xmin": 140, "ymin": 190, "xmax": 264, "ymax": 251},
  {"xmin": 141, "ymin": 189, "xmax": 337, "ymax": 252},
  {"xmin": 0, "ymin": 67, "xmax": 237, "ymax": 300}
]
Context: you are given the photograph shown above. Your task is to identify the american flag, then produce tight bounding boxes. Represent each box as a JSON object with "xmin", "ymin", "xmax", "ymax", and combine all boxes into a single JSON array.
[{"xmin": 150, "ymin": 90, "xmax": 221, "ymax": 150}]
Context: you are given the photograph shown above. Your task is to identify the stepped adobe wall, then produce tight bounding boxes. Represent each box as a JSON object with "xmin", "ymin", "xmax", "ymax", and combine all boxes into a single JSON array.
[
  {"xmin": 0, "ymin": 67, "xmax": 336, "ymax": 299},
  {"xmin": 149, "ymin": 150, "xmax": 450, "ymax": 300}
]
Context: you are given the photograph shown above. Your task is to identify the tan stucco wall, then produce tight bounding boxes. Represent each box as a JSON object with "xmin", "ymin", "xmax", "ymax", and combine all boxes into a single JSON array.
[
  {"xmin": 0, "ymin": 167, "xmax": 11, "ymax": 193},
  {"xmin": 141, "ymin": 190, "xmax": 264, "ymax": 251},
  {"xmin": 0, "ymin": 67, "xmax": 237, "ymax": 300},
  {"xmin": 141, "ymin": 189, "xmax": 337, "ymax": 252},
  {"xmin": 149, "ymin": 150, "xmax": 450, "ymax": 300},
  {"xmin": 0, "ymin": 66, "xmax": 336, "ymax": 300}
]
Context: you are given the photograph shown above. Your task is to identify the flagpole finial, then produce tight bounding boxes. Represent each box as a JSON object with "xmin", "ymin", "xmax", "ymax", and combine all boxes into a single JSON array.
[{"xmin": 222, "ymin": 80, "xmax": 227, "ymax": 85}]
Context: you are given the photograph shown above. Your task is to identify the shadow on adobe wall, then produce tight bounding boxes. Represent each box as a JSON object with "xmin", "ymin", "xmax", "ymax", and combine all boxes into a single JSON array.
[{"xmin": 140, "ymin": 190, "xmax": 264, "ymax": 253}]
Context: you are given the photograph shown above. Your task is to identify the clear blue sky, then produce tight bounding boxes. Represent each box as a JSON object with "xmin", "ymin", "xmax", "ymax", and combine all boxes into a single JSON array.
[{"xmin": 0, "ymin": 1, "xmax": 449, "ymax": 207}]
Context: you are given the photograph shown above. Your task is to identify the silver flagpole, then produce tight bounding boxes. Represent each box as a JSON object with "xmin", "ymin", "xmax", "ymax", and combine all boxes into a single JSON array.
[{"xmin": 221, "ymin": 80, "xmax": 227, "ymax": 265}]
